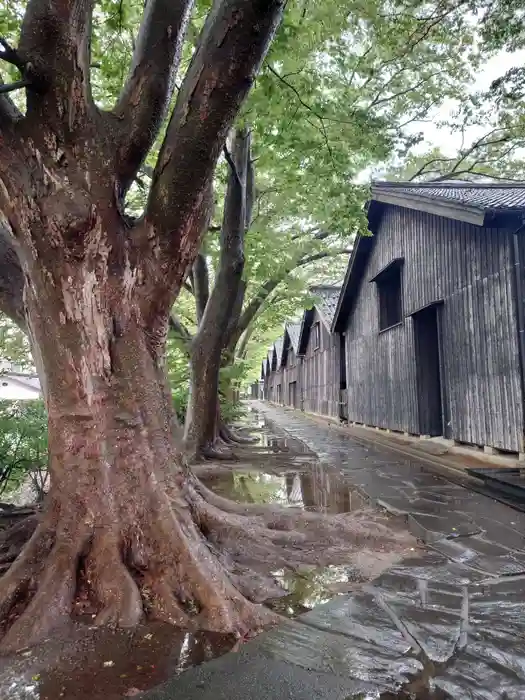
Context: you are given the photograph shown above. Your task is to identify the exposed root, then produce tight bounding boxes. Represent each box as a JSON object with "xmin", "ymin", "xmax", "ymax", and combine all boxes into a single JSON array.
[
  {"xmin": 0, "ymin": 533, "xmax": 81, "ymax": 652},
  {"xmin": 0, "ymin": 470, "xmax": 418, "ymax": 653},
  {"xmin": 146, "ymin": 577, "xmax": 190, "ymax": 626},
  {"xmin": 0, "ymin": 515, "xmax": 39, "ymax": 572},
  {"xmin": 220, "ymin": 423, "xmax": 257, "ymax": 445},
  {"xmin": 199, "ymin": 444, "xmax": 237, "ymax": 461},
  {"xmin": 86, "ymin": 537, "xmax": 143, "ymax": 627}
]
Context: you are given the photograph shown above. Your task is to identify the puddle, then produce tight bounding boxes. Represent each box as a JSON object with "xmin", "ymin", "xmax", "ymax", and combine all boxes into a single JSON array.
[
  {"xmin": 200, "ymin": 464, "xmax": 368, "ymax": 514},
  {"xmin": 200, "ymin": 464, "xmax": 382, "ymax": 619},
  {"xmin": 268, "ymin": 564, "xmax": 368, "ymax": 616},
  {"xmin": 0, "ymin": 623, "xmax": 236, "ymax": 700}
]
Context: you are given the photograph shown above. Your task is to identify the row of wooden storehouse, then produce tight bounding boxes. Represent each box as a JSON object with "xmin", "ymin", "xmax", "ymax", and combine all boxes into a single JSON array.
[{"xmin": 260, "ymin": 180, "xmax": 525, "ymax": 458}]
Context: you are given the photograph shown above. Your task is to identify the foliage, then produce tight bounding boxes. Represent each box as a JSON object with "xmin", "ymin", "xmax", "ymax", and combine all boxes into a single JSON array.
[
  {"xmin": 0, "ymin": 400, "xmax": 47, "ymax": 501},
  {"xmin": 0, "ymin": 316, "xmax": 32, "ymax": 370},
  {"xmin": 165, "ymin": 340, "xmax": 191, "ymax": 424},
  {"xmin": 4, "ymin": 0, "xmax": 525, "ymax": 390}
]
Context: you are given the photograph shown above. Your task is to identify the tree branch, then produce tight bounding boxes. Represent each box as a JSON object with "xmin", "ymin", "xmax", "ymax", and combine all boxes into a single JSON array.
[
  {"xmin": 111, "ymin": 0, "xmax": 194, "ymax": 194},
  {"xmin": 231, "ymin": 246, "xmax": 351, "ymax": 349},
  {"xmin": 168, "ymin": 313, "xmax": 193, "ymax": 353},
  {"xmin": 192, "ymin": 253, "xmax": 210, "ymax": 324},
  {"xmin": 0, "ymin": 80, "xmax": 30, "ymax": 95},
  {"xmin": 17, "ymin": 0, "xmax": 94, "ymax": 129},
  {"xmin": 0, "ymin": 74, "xmax": 23, "ymax": 125},
  {"xmin": 0, "ymin": 38, "xmax": 26, "ymax": 71},
  {"xmin": 145, "ymin": 0, "xmax": 284, "ymax": 295},
  {"xmin": 0, "ymin": 224, "xmax": 26, "ymax": 331},
  {"xmin": 194, "ymin": 128, "xmax": 250, "ymax": 350}
]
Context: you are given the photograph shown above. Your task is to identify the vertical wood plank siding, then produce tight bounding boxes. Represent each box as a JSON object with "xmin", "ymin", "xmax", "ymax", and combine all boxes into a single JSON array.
[
  {"xmin": 301, "ymin": 310, "xmax": 340, "ymax": 418},
  {"xmin": 344, "ymin": 205, "xmax": 524, "ymax": 452},
  {"xmin": 282, "ymin": 346, "xmax": 301, "ymax": 407}
]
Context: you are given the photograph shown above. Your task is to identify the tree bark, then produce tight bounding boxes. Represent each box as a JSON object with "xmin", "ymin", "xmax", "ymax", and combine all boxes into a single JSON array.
[
  {"xmin": 185, "ymin": 128, "xmax": 252, "ymax": 458},
  {"xmin": 0, "ymin": 0, "xmax": 286, "ymax": 652}
]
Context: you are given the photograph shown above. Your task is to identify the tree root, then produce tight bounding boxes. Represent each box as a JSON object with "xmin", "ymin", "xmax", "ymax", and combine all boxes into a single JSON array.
[
  {"xmin": 0, "ymin": 474, "xmax": 418, "ymax": 653},
  {"xmin": 220, "ymin": 423, "xmax": 258, "ymax": 445},
  {"xmin": 86, "ymin": 536, "xmax": 143, "ymax": 627}
]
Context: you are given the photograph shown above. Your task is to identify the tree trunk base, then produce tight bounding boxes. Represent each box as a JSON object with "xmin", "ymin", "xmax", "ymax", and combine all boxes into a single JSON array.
[
  {"xmin": 219, "ymin": 422, "xmax": 257, "ymax": 445},
  {"xmin": 0, "ymin": 471, "xmax": 418, "ymax": 653}
]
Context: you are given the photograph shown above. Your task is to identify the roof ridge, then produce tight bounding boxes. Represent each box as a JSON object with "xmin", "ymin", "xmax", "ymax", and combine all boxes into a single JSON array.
[{"xmin": 374, "ymin": 180, "xmax": 525, "ymax": 190}]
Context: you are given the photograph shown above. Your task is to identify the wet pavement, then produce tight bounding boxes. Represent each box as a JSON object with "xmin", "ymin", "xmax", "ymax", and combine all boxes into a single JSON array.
[
  {"xmin": 237, "ymin": 402, "xmax": 525, "ymax": 699},
  {"xmin": 145, "ymin": 404, "xmax": 525, "ymax": 699},
  {"xmin": 5, "ymin": 405, "xmax": 525, "ymax": 699}
]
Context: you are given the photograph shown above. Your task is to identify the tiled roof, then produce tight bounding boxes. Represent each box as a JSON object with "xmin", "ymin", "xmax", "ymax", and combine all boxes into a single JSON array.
[
  {"xmin": 285, "ymin": 322, "xmax": 302, "ymax": 354},
  {"xmin": 310, "ymin": 285, "xmax": 341, "ymax": 327},
  {"xmin": 372, "ymin": 181, "xmax": 525, "ymax": 211}
]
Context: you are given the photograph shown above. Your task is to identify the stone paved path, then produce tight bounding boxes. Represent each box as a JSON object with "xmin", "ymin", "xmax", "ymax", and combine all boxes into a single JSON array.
[{"xmin": 146, "ymin": 403, "xmax": 525, "ymax": 700}]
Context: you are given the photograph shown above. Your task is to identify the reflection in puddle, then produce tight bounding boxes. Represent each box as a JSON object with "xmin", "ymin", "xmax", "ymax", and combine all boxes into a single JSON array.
[
  {"xmin": 1, "ymin": 624, "xmax": 236, "ymax": 700},
  {"xmin": 269, "ymin": 565, "xmax": 367, "ymax": 616},
  {"xmin": 200, "ymin": 464, "xmax": 367, "ymax": 514}
]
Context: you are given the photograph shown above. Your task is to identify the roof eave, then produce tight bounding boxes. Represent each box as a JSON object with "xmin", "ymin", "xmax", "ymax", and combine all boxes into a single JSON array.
[{"xmin": 372, "ymin": 188, "xmax": 486, "ymax": 227}]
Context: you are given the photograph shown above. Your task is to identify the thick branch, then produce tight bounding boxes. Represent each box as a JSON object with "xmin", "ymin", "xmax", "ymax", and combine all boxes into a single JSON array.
[
  {"xmin": 111, "ymin": 0, "xmax": 194, "ymax": 193},
  {"xmin": 18, "ymin": 0, "xmax": 94, "ymax": 127},
  {"xmin": 0, "ymin": 80, "xmax": 30, "ymax": 95},
  {"xmin": 0, "ymin": 74, "xmax": 22, "ymax": 125},
  {"xmin": 194, "ymin": 128, "xmax": 250, "ymax": 350},
  {"xmin": 192, "ymin": 254, "xmax": 210, "ymax": 324},
  {"xmin": 0, "ymin": 225, "xmax": 26, "ymax": 331},
  {"xmin": 145, "ymin": 0, "xmax": 284, "ymax": 292}
]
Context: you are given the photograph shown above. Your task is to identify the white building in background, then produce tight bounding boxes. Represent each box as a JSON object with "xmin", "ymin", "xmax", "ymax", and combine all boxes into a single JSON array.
[{"xmin": 0, "ymin": 362, "xmax": 41, "ymax": 400}]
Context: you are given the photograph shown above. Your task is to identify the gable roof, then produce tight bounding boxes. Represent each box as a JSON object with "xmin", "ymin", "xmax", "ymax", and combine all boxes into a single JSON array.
[
  {"xmin": 272, "ymin": 337, "xmax": 284, "ymax": 371},
  {"xmin": 298, "ymin": 286, "xmax": 341, "ymax": 354},
  {"xmin": 310, "ymin": 285, "xmax": 341, "ymax": 328},
  {"xmin": 333, "ymin": 180, "xmax": 525, "ymax": 333},
  {"xmin": 286, "ymin": 322, "xmax": 301, "ymax": 354},
  {"xmin": 281, "ymin": 322, "xmax": 302, "ymax": 366},
  {"xmin": 265, "ymin": 350, "xmax": 272, "ymax": 376},
  {"xmin": 371, "ymin": 180, "xmax": 525, "ymax": 227}
]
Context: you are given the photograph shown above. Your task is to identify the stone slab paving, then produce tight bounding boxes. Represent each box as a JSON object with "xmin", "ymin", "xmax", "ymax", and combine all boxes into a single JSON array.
[{"xmin": 145, "ymin": 404, "xmax": 525, "ymax": 699}]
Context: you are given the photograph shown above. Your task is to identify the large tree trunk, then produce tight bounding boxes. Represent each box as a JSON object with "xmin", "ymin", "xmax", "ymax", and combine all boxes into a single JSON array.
[
  {"xmin": 184, "ymin": 128, "xmax": 253, "ymax": 458},
  {"xmin": 0, "ymin": 0, "xmax": 287, "ymax": 652},
  {"xmin": 0, "ymin": 230, "xmax": 278, "ymax": 650}
]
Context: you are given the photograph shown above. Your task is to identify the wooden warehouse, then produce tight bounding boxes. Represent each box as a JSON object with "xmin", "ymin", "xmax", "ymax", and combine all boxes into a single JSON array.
[
  {"xmin": 298, "ymin": 285, "xmax": 342, "ymax": 418},
  {"xmin": 280, "ymin": 322, "xmax": 302, "ymax": 408},
  {"xmin": 333, "ymin": 181, "xmax": 525, "ymax": 455},
  {"xmin": 268, "ymin": 336, "xmax": 284, "ymax": 403},
  {"xmin": 260, "ymin": 350, "xmax": 272, "ymax": 400}
]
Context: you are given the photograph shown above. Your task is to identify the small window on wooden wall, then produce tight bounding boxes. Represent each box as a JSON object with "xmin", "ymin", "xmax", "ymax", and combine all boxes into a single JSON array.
[
  {"xmin": 312, "ymin": 322, "xmax": 321, "ymax": 350},
  {"xmin": 374, "ymin": 259, "xmax": 403, "ymax": 332}
]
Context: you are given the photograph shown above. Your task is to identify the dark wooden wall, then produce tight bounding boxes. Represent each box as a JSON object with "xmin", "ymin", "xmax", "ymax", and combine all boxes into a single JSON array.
[
  {"xmin": 282, "ymin": 346, "xmax": 301, "ymax": 408},
  {"xmin": 344, "ymin": 204, "xmax": 524, "ymax": 452},
  {"xmin": 302, "ymin": 309, "xmax": 340, "ymax": 418}
]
